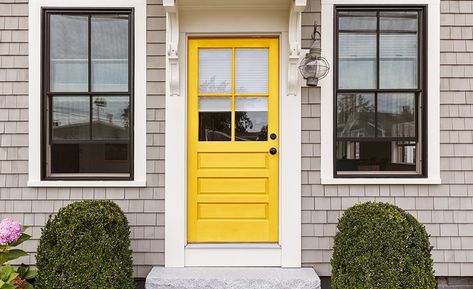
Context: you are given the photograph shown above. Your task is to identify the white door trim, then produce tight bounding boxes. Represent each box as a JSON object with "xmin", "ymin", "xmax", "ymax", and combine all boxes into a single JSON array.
[{"xmin": 164, "ymin": 2, "xmax": 305, "ymax": 267}]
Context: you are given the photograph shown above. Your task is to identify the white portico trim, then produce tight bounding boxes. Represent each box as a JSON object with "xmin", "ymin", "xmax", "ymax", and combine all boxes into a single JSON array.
[{"xmin": 164, "ymin": 0, "xmax": 306, "ymax": 267}]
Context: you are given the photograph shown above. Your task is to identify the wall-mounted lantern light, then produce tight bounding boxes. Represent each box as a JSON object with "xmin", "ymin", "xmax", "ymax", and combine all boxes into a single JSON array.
[{"xmin": 299, "ymin": 23, "xmax": 330, "ymax": 87}]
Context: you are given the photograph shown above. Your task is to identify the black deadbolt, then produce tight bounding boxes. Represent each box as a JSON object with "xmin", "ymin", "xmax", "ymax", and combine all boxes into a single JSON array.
[
  {"xmin": 270, "ymin": 133, "xmax": 277, "ymax": 140},
  {"xmin": 269, "ymin": 147, "xmax": 277, "ymax": 155}
]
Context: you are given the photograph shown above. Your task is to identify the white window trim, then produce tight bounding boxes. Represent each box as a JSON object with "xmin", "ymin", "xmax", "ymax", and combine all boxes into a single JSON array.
[
  {"xmin": 319, "ymin": 0, "xmax": 441, "ymax": 185},
  {"xmin": 28, "ymin": 0, "xmax": 147, "ymax": 187},
  {"xmin": 164, "ymin": 0, "xmax": 305, "ymax": 268}
]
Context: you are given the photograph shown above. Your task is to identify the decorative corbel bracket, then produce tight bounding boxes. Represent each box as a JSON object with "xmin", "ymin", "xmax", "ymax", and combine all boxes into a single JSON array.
[
  {"xmin": 288, "ymin": 0, "xmax": 306, "ymax": 96},
  {"xmin": 164, "ymin": 0, "xmax": 180, "ymax": 96}
]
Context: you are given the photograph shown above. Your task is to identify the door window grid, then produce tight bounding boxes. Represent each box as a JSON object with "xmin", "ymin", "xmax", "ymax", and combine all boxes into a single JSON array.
[{"xmin": 198, "ymin": 47, "xmax": 269, "ymax": 142}]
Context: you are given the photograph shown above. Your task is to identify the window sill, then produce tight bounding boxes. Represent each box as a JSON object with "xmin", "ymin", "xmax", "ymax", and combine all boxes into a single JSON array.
[
  {"xmin": 321, "ymin": 178, "xmax": 441, "ymax": 185},
  {"xmin": 27, "ymin": 180, "xmax": 146, "ymax": 187}
]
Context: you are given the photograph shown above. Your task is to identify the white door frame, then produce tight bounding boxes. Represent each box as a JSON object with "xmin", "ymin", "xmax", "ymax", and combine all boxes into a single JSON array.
[{"xmin": 164, "ymin": 0, "xmax": 306, "ymax": 267}]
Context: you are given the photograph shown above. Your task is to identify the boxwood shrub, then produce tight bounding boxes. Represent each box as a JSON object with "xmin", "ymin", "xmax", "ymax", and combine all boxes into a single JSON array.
[
  {"xmin": 331, "ymin": 202, "xmax": 435, "ymax": 289},
  {"xmin": 36, "ymin": 200, "xmax": 134, "ymax": 289}
]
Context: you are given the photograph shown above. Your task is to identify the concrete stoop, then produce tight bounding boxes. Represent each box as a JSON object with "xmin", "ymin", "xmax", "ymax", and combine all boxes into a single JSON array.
[
  {"xmin": 145, "ymin": 267, "xmax": 321, "ymax": 289},
  {"xmin": 437, "ymin": 277, "xmax": 473, "ymax": 289}
]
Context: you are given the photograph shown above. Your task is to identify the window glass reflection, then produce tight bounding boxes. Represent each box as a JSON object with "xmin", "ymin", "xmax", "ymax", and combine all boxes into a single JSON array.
[
  {"xmin": 337, "ymin": 93, "xmax": 375, "ymax": 138},
  {"xmin": 50, "ymin": 15, "xmax": 88, "ymax": 92},
  {"xmin": 338, "ymin": 33, "xmax": 377, "ymax": 89},
  {"xmin": 199, "ymin": 97, "xmax": 231, "ymax": 141},
  {"xmin": 52, "ymin": 96, "xmax": 90, "ymax": 140},
  {"xmin": 235, "ymin": 97, "xmax": 268, "ymax": 141},
  {"xmin": 380, "ymin": 33, "xmax": 418, "ymax": 89},
  {"xmin": 377, "ymin": 93, "xmax": 415, "ymax": 137},
  {"xmin": 235, "ymin": 49, "xmax": 268, "ymax": 94},
  {"xmin": 339, "ymin": 11, "xmax": 377, "ymax": 31},
  {"xmin": 380, "ymin": 11, "xmax": 418, "ymax": 32},
  {"xmin": 92, "ymin": 96, "xmax": 130, "ymax": 140},
  {"xmin": 336, "ymin": 141, "xmax": 417, "ymax": 172},
  {"xmin": 50, "ymin": 144, "xmax": 129, "ymax": 174},
  {"xmin": 199, "ymin": 49, "xmax": 232, "ymax": 94},
  {"xmin": 91, "ymin": 15, "xmax": 129, "ymax": 92}
]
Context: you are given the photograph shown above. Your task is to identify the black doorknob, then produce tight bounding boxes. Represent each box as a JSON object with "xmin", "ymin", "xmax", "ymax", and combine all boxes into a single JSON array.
[
  {"xmin": 270, "ymin": 133, "xmax": 277, "ymax": 140},
  {"xmin": 269, "ymin": 147, "xmax": 277, "ymax": 155}
]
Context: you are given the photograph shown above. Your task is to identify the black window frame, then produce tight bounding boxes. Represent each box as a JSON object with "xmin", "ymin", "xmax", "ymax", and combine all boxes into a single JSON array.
[
  {"xmin": 41, "ymin": 8, "xmax": 135, "ymax": 181},
  {"xmin": 333, "ymin": 5, "xmax": 427, "ymax": 178}
]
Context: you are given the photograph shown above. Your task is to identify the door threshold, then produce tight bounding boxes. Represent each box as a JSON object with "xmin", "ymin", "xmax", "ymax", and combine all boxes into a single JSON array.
[
  {"xmin": 186, "ymin": 243, "xmax": 281, "ymax": 249},
  {"xmin": 185, "ymin": 243, "xmax": 282, "ymax": 266}
]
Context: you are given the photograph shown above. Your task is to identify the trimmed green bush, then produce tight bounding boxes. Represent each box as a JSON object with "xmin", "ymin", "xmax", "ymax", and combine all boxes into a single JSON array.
[
  {"xmin": 331, "ymin": 202, "xmax": 435, "ymax": 289},
  {"xmin": 36, "ymin": 200, "xmax": 134, "ymax": 289}
]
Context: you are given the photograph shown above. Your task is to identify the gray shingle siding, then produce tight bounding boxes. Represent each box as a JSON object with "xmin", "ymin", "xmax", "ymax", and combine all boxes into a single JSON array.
[
  {"xmin": 300, "ymin": 0, "xmax": 473, "ymax": 277},
  {"xmin": 0, "ymin": 0, "xmax": 472, "ymax": 279},
  {"xmin": 0, "ymin": 0, "xmax": 166, "ymax": 278}
]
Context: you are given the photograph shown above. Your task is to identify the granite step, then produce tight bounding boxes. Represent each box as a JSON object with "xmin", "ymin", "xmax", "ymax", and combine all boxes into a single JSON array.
[{"xmin": 146, "ymin": 267, "xmax": 321, "ymax": 289}]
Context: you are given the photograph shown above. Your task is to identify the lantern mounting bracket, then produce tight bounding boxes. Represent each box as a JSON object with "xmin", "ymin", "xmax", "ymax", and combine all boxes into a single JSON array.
[{"xmin": 298, "ymin": 21, "xmax": 330, "ymax": 87}]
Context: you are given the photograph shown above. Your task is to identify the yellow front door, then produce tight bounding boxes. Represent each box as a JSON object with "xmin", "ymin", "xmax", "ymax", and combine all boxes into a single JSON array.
[{"xmin": 187, "ymin": 38, "xmax": 279, "ymax": 243}]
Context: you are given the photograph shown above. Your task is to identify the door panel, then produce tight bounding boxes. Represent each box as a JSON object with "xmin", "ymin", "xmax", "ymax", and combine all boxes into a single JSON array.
[{"xmin": 188, "ymin": 38, "xmax": 279, "ymax": 243}]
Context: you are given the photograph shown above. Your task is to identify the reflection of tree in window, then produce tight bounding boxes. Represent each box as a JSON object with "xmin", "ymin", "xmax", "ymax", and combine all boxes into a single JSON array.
[
  {"xmin": 92, "ymin": 97, "xmax": 129, "ymax": 139},
  {"xmin": 121, "ymin": 106, "xmax": 129, "ymax": 128},
  {"xmin": 337, "ymin": 93, "xmax": 375, "ymax": 138},
  {"xmin": 235, "ymin": 111, "xmax": 268, "ymax": 141},
  {"xmin": 199, "ymin": 111, "xmax": 231, "ymax": 141},
  {"xmin": 199, "ymin": 76, "xmax": 230, "ymax": 94}
]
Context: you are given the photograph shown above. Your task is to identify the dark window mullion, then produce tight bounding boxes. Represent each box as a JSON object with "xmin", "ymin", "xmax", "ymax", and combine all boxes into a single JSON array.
[
  {"xmin": 416, "ymin": 10, "xmax": 422, "ymax": 142},
  {"xmin": 337, "ymin": 137, "xmax": 417, "ymax": 142},
  {"xmin": 128, "ymin": 12, "xmax": 134, "ymax": 177},
  {"xmin": 375, "ymin": 11, "xmax": 380, "ymax": 138},
  {"xmin": 88, "ymin": 15, "xmax": 93, "ymax": 141},
  {"xmin": 47, "ymin": 91, "xmax": 131, "ymax": 96}
]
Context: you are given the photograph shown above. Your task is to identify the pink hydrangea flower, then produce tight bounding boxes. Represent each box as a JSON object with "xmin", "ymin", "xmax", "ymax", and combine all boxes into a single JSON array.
[{"xmin": 0, "ymin": 218, "xmax": 22, "ymax": 245}]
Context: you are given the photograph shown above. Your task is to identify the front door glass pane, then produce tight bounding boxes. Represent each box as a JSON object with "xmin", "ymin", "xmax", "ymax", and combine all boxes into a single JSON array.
[
  {"xmin": 235, "ymin": 49, "xmax": 268, "ymax": 94},
  {"xmin": 235, "ymin": 97, "xmax": 268, "ymax": 141},
  {"xmin": 199, "ymin": 97, "xmax": 231, "ymax": 141},
  {"xmin": 199, "ymin": 49, "xmax": 232, "ymax": 94}
]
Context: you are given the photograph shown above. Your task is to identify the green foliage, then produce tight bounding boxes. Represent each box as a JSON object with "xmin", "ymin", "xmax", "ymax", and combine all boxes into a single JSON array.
[
  {"xmin": 36, "ymin": 200, "xmax": 134, "ymax": 289},
  {"xmin": 0, "ymin": 226, "xmax": 36, "ymax": 289},
  {"xmin": 16, "ymin": 264, "xmax": 37, "ymax": 282},
  {"xmin": 0, "ymin": 264, "xmax": 18, "ymax": 289},
  {"xmin": 0, "ymin": 227, "xmax": 31, "ymax": 265},
  {"xmin": 331, "ymin": 202, "xmax": 436, "ymax": 289}
]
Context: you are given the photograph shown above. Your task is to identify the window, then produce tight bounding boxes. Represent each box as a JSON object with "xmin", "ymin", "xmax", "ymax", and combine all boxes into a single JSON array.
[
  {"xmin": 197, "ymin": 47, "xmax": 270, "ymax": 142},
  {"xmin": 334, "ymin": 6, "xmax": 426, "ymax": 177},
  {"xmin": 42, "ymin": 9, "xmax": 134, "ymax": 179}
]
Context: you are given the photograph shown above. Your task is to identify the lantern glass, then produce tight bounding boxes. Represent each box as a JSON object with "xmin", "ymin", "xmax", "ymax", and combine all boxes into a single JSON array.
[{"xmin": 299, "ymin": 55, "xmax": 330, "ymax": 86}]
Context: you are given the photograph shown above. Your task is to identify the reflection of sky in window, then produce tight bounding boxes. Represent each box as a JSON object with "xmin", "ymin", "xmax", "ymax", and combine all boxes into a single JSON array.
[
  {"xmin": 54, "ymin": 98, "xmax": 129, "ymax": 127},
  {"xmin": 377, "ymin": 94, "xmax": 414, "ymax": 114},
  {"xmin": 93, "ymin": 98, "xmax": 129, "ymax": 127}
]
